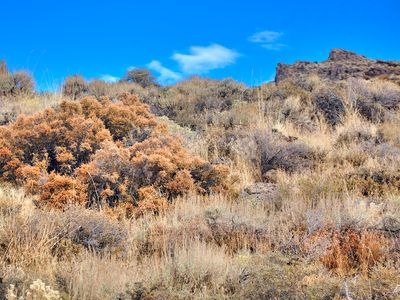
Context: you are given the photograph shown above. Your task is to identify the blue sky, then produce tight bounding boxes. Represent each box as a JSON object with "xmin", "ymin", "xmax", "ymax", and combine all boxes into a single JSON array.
[{"xmin": 1, "ymin": 0, "xmax": 399, "ymax": 90}]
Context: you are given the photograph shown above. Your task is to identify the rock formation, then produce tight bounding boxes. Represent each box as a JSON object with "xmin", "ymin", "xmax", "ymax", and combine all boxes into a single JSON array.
[{"xmin": 275, "ymin": 48, "xmax": 400, "ymax": 83}]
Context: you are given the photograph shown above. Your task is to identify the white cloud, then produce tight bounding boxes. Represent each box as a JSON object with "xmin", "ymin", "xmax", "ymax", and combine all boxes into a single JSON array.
[
  {"xmin": 100, "ymin": 74, "xmax": 119, "ymax": 83},
  {"xmin": 249, "ymin": 30, "xmax": 286, "ymax": 51},
  {"xmin": 147, "ymin": 60, "xmax": 182, "ymax": 85},
  {"xmin": 172, "ymin": 44, "xmax": 240, "ymax": 74},
  {"xmin": 145, "ymin": 43, "xmax": 239, "ymax": 85}
]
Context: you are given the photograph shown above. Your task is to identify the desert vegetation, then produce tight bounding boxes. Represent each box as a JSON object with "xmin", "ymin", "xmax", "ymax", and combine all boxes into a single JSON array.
[{"xmin": 0, "ymin": 51, "xmax": 400, "ymax": 299}]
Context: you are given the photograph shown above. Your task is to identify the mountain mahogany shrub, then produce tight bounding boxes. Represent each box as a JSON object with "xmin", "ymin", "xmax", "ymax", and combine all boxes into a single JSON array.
[{"xmin": 0, "ymin": 93, "xmax": 229, "ymax": 210}]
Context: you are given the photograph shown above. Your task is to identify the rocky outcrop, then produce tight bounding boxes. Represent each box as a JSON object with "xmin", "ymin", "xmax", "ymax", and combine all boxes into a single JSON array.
[{"xmin": 275, "ymin": 48, "xmax": 400, "ymax": 83}]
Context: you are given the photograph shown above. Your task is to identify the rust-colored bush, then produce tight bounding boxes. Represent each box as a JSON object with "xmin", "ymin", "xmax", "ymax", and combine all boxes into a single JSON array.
[
  {"xmin": 39, "ymin": 173, "xmax": 87, "ymax": 209},
  {"xmin": 304, "ymin": 227, "xmax": 390, "ymax": 274},
  {"xmin": 0, "ymin": 93, "xmax": 229, "ymax": 211},
  {"xmin": 136, "ymin": 186, "xmax": 169, "ymax": 217}
]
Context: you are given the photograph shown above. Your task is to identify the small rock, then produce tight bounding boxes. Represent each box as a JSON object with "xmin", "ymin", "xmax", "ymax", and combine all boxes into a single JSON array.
[
  {"xmin": 244, "ymin": 182, "xmax": 276, "ymax": 195},
  {"xmin": 240, "ymin": 182, "xmax": 280, "ymax": 208},
  {"xmin": 381, "ymin": 216, "xmax": 400, "ymax": 232}
]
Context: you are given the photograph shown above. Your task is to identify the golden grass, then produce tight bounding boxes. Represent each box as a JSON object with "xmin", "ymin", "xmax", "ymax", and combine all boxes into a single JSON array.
[
  {"xmin": 0, "ymin": 93, "xmax": 62, "ymax": 118},
  {"xmin": 0, "ymin": 185, "xmax": 400, "ymax": 299},
  {"xmin": 0, "ymin": 175, "xmax": 399, "ymax": 299},
  {"xmin": 0, "ymin": 75, "xmax": 400, "ymax": 299}
]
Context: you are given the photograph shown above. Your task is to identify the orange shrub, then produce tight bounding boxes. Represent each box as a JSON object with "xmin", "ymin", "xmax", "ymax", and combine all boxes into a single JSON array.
[
  {"xmin": 39, "ymin": 173, "xmax": 87, "ymax": 209},
  {"xmin": 136, "ymin": 186, "xmax": 169, "ymax": 217},
  {"xmin": 0, "ymin": 93, "xmax": 229, "ymax": 211},
  {"xmin": 304, "ymin": 227, "xmax": 389, "ymax": 274}
]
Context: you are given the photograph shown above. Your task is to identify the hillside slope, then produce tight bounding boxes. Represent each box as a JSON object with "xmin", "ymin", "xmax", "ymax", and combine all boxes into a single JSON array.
[{"xmin": 0, "ymin": 50, "xmax": 400, "ymax": 299}]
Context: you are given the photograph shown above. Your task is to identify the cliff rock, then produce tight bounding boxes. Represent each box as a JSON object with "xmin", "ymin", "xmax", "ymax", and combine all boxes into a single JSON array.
[{"xmin": 276, "ymin": 48, "xmax": 400, "ymax": 83}]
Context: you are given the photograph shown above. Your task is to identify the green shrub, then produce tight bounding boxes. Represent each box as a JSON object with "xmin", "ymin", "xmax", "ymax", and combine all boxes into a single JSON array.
[{"xmin": 123, "ymin": 68, "xmax": 157, "ymax": 87}]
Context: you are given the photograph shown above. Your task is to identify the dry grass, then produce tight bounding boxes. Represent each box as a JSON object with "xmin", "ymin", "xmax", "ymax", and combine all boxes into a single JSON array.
[
  {"xmin": 0, "ymin": 179, "xmax": 399, "ymax": 299},
  {"xmin": 0, "ymin": 93, "xmax": 62, "ymax": 124},
  {"xmin": 0, "ymin": 74, "xmax": 400, "ymax": 299}
]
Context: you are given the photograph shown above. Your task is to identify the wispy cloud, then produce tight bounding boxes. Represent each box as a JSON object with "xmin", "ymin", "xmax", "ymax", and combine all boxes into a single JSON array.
[
  {"xmin": 172, "ymin": 44, "xmax": 240, "ymax": 74},
  {"xmin": 248, "ymin": 30, "xmax": 286, "ymax": 50},
  {"xmin": 248, "ymin": 30, "xmax": 282, "ymax": 43},
  {"xmin": 262, "ymin": 43, "xmax": 286, "ymax": 50},
  {"xmin": 100, "ymin": 74, "xmax": 119, "ymax": 83},
  {"xmin": 147, "ymin": 60, "xmax": 182, "ymax": 85}
]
